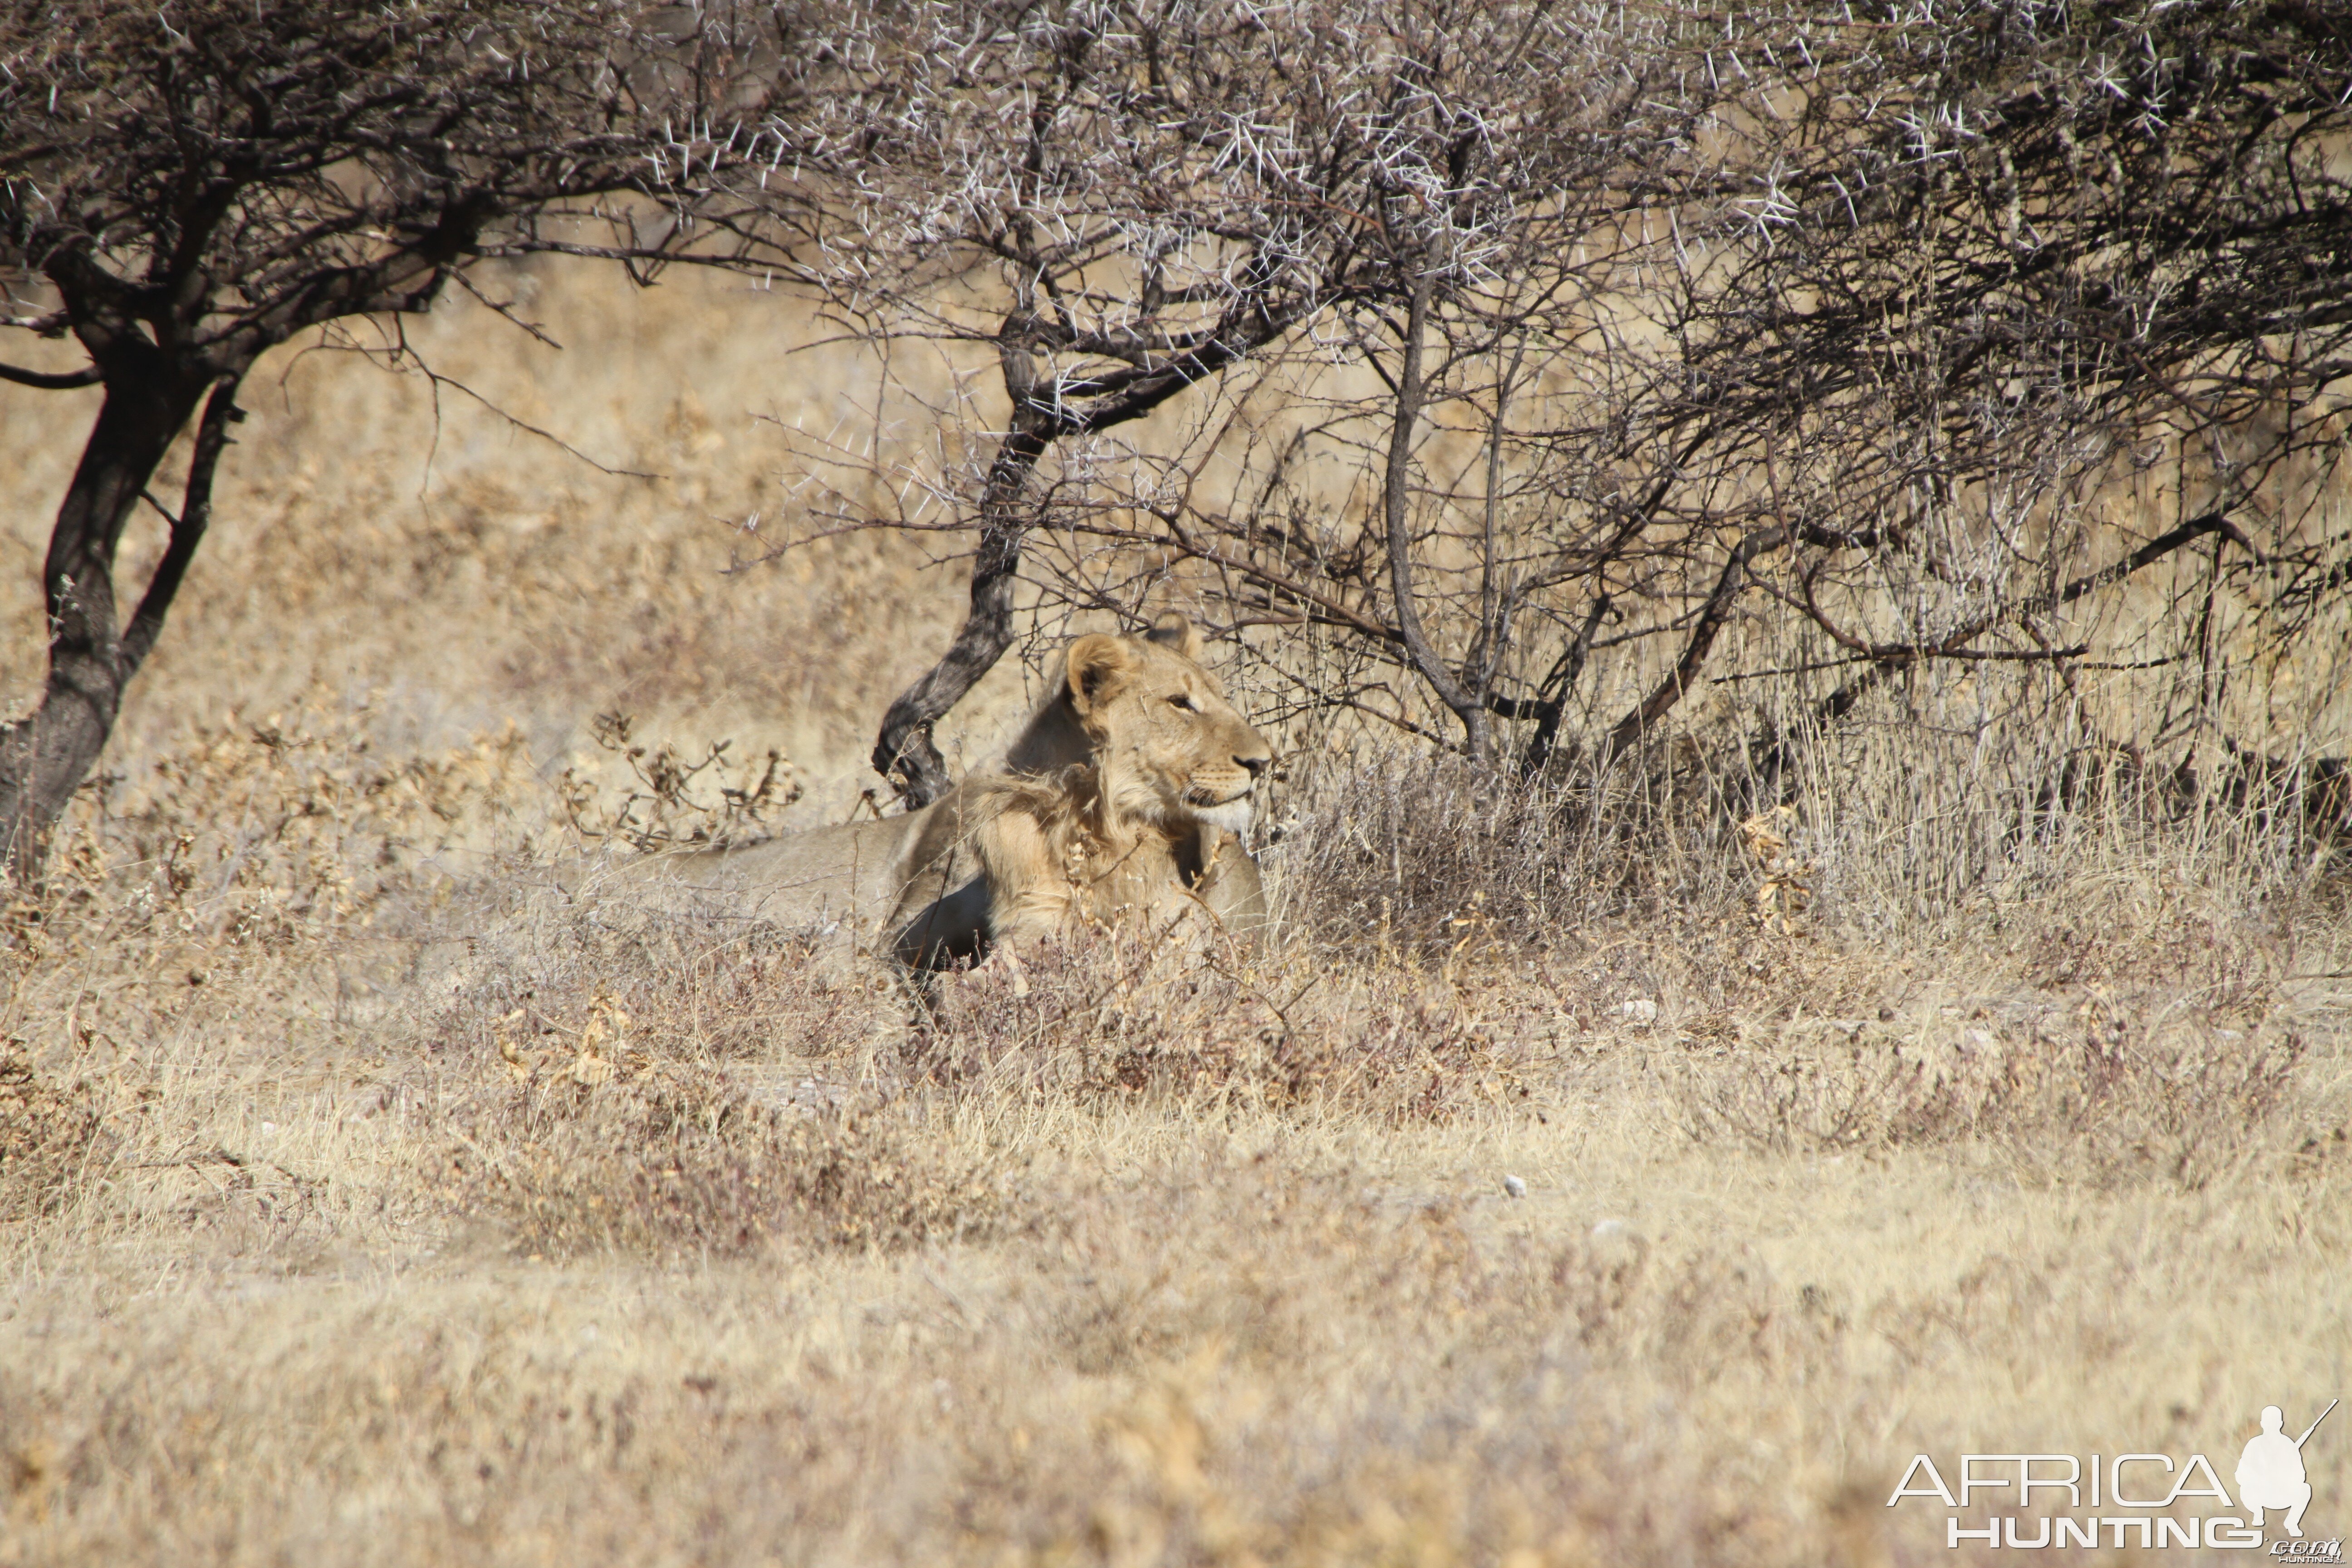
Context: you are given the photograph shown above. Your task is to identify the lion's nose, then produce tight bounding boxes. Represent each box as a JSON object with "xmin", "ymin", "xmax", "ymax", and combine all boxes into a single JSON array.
[{"xmin": 1238, "ymin": 754, "xmax": 1268, "ymax": 779}]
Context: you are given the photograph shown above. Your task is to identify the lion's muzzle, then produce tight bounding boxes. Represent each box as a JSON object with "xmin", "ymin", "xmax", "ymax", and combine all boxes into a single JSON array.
[{"xmin": 1186, "ymin": 793, "xmax": 1256, "ymax": 835}]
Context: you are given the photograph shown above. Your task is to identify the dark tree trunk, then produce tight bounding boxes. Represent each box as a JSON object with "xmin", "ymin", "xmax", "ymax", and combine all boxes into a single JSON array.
[
  {"xmin": 0, "ymin": 360, "xmax": 214, "ymax": 878},
  {"xmin": 870, "ymin": 321, "xmax": 1058, "ymax": 808},
  {"xmin": 121, "ymin": 379, "xmax": 243, "ymax": 677},
  {"xmin": 869, "ymin": 423, "xmax": 1050, "ymax": 808},
  {"xmin": 869, "ymin": 298, "xmax": 1308, "ymax": 809}
]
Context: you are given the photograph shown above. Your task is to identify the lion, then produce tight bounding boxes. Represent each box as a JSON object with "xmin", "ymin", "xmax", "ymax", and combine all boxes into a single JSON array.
[
  {"xmin": 962, "ymin": 764, "xmax": 1243, "ymax": 956},
  {"xmin": 634, "ymin": 614, "xmax": 1272, "ymax": 968}
]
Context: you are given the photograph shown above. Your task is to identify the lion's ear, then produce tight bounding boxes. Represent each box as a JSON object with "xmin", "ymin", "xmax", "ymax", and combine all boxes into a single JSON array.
[
  {"xmin": 1063, "ymin": 633, "xmax": 1136, "ymax": 716},
  {"xmin": 1143, "ymin": 612, "xmax": 1203, "ymax": 662}
]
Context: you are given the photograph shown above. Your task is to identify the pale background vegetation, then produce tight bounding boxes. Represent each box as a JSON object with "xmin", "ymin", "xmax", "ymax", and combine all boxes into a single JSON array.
[{"xmin": 1, "ymin": 261, "xmax": 2347, "ymax": 1565}]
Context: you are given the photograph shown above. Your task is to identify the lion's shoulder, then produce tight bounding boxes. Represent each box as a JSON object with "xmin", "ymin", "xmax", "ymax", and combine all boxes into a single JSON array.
[{"xmin": 964, "ymin": 765, "xmax": 1203, "ymax": 942}]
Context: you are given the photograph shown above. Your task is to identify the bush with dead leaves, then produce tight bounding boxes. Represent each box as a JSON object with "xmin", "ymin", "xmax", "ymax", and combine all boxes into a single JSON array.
[
  {"xmin": 908, "ymin": 924, "xmax": 1541, "ymax": 1124},
  {"xmin": 442, "ymin": 1054, "xmax": 1007, "ymax": 1259},
  {"xmin": 0, "ymin": 1041, "xmax": 103, "ymax": 1224},
  {"xmin": 1679, "ymin": 1009, "xmax": 2308, "ymax": 1189}
]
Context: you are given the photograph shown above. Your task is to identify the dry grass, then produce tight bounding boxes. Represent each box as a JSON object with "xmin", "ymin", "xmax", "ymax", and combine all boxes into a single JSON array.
[{"xmin": 1, "ymin": 263, "xmax": 2349, "ymax": 1565}]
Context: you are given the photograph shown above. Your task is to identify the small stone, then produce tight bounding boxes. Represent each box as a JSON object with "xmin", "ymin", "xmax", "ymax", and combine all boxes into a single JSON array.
[{"xmin": 1503, "ymin": 1174, "xmax": 1527, "ymax": 1199}]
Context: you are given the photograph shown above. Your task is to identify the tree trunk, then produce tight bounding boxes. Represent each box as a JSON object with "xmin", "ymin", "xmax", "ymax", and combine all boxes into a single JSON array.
[
  {"xmin": 870, "ymin": 326, "xmax": 1056, "ymax": 808},
  {"xmin": 1597, "ymin": 525, "xmax": 1788, "ymax": 771},
  {"xmin": 1381, "ymin": 272, "xmax": 1495, "ymax": 763},
  {"xmin": 0, "ymin": 368, "xmax": 211, "ymax": 879},
  {"xmin": 867, "ymin": 296, "xmax": 1309, "ymax": 807}
]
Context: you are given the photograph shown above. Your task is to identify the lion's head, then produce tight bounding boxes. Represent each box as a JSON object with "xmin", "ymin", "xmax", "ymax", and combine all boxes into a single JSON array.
[
  {"xmin": 1003, "ymin": 613, "xmax": 1271, "ymax": 836},
  {"xmin": 973, "ymin": 615, "xmax": 1272, "ymax": 946}
]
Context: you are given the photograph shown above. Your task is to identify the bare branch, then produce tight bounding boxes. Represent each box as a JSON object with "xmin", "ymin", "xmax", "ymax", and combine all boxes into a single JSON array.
[{"xmin": 0, "ymin": 360, "xmax": 99, "ymax": 389}]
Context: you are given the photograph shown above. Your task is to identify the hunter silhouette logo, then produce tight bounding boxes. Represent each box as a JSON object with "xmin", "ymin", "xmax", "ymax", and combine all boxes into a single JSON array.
[
  {"xmin": 1885, "ymin": 1397, "xmax": 2338, "ymax": 1551},
  {"xmin": 2241, "ymin": 1401, "xmax": 2335, "ymax": 1539}
]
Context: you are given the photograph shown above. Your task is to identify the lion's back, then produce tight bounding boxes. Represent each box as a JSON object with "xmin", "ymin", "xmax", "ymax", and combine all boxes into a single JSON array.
[{"xmin": 636, "ymin": 813, "xmax": 930, "ymax": 936}]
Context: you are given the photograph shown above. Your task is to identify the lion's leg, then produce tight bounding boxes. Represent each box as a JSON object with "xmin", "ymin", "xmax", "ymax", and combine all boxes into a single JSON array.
[
  {"xmin": 889, "ymin": 875, "xmax": 991, "ymax": 970},
  {"xmin": 1192, "ymin": 826, "xmax": 1269, "ymax": 933},
  {"xmin": 990, "ymin": 882, "xmax": 1077, "ymax": 946}
]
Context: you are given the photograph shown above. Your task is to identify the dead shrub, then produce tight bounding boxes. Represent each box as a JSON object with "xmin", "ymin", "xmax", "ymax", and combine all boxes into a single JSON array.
[
  {"xmin": 1266, "ymin": 704, "xmax": 2344, "ymax": 975},
  {"xmin": 1034, "ymin": 1153, "xmax": 1387, "ymax": 1375},
  {"xmin": 1027, "ymin": 1149, "xmax": 1828, "ymax": 1395},
  {"xmin": 425, "ymin": 903, "xmax": 892, "ymax": 1071},
  {"xmin": 907, "ymin": 925, "xmax": 1539, "ymax": 1122},
  {"xmin": 1269, "ymin": 752, "xmax": 1723, "ymax": 957},
  {"xmin": 417, "ymin": 890, "xmax": 995, "ymax": 1259},
  {"xmin": 442, "ymin": 1058, "xmax": 1005, "ymax": 1259},
  {"xmin": 554, "ymin": 709, "xmax": 801, "ymax": 852},
  {"xmin": 1547, "ymin": 1232, "xmax": 1833, "ymax": 1384},
  {"xmin": 0, "ymin": 1041, "xmax": 103, "ymax": 1223},
  {"xmin": 1678, "ymin": 1015, "xmax": 2308, "ymax": 1187},
  {"xmin": 98, "ymin": 707, "xmax": 544, "ymax": 919}
]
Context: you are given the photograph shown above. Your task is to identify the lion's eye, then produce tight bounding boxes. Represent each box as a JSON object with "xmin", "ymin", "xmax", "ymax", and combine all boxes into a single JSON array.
[{"xmin": 1168, "ymin": 693, "xmax": 1195, "ymax": 711}]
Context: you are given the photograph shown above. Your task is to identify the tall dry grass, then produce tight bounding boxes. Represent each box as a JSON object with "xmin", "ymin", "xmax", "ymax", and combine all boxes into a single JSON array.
[{"xmin": 0, "ymin": 261, "xmax": 2347, "ymax": 1566}]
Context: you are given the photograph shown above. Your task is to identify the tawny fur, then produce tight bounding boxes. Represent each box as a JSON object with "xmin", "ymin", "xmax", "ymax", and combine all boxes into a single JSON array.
[
  {"xmin": 966, "ymin": 765, "xmax": 1226, "ymax": 947},
  {"xmin": 634, "ymin": 615, "xmax": 1272, "ymax": 967}
]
